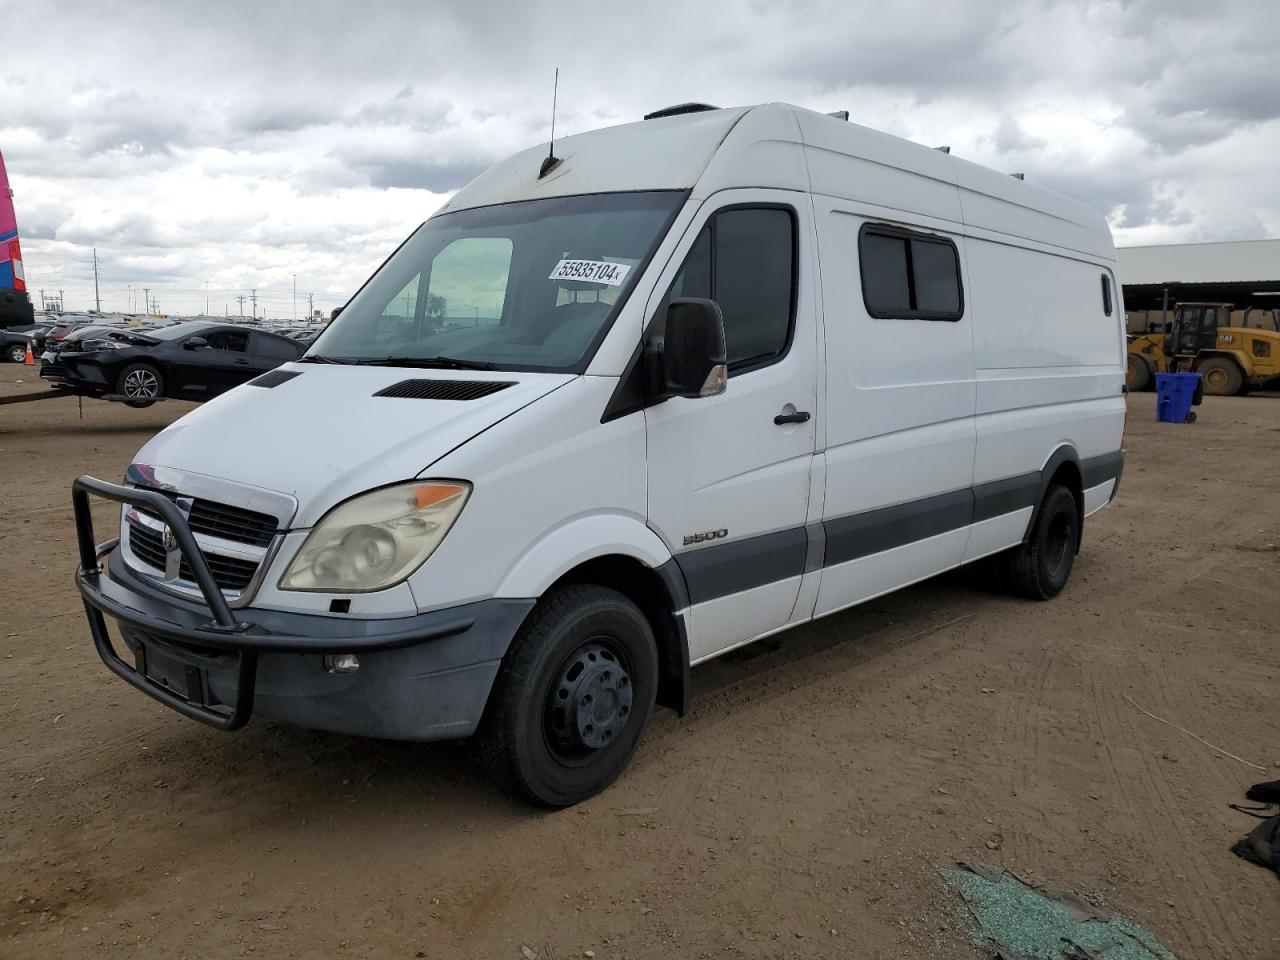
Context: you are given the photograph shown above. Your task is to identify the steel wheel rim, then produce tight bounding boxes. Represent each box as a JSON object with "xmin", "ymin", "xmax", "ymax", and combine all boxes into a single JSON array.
[
  {"xmin": 8, "ymin": 345, "xmax": 26, "ymax": 362},
  {"xmin": 123, "ymin": 369, "xmax": 158, "ymax": 399},
  {"xmin": 543, "ymin": 637, "xmax": 635, "ymax": 766},
  {"xmin": 1204, "ymin": 368, "xmax": 1227, "ymax": 390}
]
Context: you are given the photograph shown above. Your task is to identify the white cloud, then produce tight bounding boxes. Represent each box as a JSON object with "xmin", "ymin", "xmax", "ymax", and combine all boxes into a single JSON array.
[{"xmin": 2, "ymin": 0, "xmax": 1276, "ymax": 314}]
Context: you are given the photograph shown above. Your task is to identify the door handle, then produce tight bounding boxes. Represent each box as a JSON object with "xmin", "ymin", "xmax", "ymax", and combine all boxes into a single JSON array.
[
  {"xmin": 234, "ymin": 359, "xmax": 250, "ymax": 365},
  {"xmin": 773, "ymin": 410, "xmax": 811, "ymax": 426}
]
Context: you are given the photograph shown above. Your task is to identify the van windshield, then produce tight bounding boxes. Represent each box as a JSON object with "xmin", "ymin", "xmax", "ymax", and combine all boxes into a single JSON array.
[{"xmin": 308, "ymin": 191, "xmax": 684, "ymax": 372}]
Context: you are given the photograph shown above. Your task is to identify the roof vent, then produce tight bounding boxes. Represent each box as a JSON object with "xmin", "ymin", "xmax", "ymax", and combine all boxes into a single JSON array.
[
  {"xmin": 373, "ymin": 379, "xmax": 516, "ymax": 401},
  {"xmin": 248, "ymin": 370, "xmax": 301, "ymax": 389},
  {"xmin": 643, "ymin": 102, "xmax": 720, "ymax": 120}
]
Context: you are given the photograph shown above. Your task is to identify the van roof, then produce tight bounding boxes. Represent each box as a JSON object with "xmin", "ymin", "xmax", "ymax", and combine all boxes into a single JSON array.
[{"xmin": 440, "ymin": 103, "xmax": 1114, "ymax": 261}]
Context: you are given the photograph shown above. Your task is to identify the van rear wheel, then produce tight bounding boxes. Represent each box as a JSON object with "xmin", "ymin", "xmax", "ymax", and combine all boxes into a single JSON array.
[
  {"xmin": 478, "ymin": 584, "xmax": 658, "ymax": 808},
  {"xmin": 998, "ymin": 484, "xmax": 1079, "ymax": 600}
]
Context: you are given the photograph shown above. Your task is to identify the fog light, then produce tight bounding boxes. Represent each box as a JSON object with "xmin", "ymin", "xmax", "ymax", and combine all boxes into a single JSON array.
[{"xmin": 324, "ymin": 653, "xmax": 360, "ymax": 674}]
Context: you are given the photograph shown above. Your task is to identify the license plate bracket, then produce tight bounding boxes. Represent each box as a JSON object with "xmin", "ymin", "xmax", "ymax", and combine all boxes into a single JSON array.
[{"xmin": 136, "ymin": 641, "xmax": 211, "ymax": 706}]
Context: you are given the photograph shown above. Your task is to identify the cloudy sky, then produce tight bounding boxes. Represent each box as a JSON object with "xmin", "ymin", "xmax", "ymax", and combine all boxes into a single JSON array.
[{"xmin": 3, "ymin": 0, "xmax": 1276, "ymax": 317}]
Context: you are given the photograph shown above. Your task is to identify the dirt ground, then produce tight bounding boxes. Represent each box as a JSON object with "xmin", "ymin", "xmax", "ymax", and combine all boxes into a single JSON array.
[{"xmin": 1, "ymin": 375, "xmax": 1277, "ymax": 960}]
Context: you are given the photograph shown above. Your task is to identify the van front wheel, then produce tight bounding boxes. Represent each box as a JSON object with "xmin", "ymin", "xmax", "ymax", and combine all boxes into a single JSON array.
[
  {"xmin": 998, "ymin": 484, "xmax": 1079, "ymax": 601},
  {"xmin": 478, "ymin": 584, "xmax": 659, "ymax": 808}
]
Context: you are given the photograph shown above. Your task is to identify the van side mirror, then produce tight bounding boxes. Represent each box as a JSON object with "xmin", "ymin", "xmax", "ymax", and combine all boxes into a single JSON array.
[
  {"xmin": 655, "ymin": 298, "xmax": 728, "ymax": 399},
  {"xmin": 331, "ymin": 305, "xmax": 344, "ymax": 321},
  {"xmin": 184, "ymin": 336, "xmax": 208, "ymax": 350}
]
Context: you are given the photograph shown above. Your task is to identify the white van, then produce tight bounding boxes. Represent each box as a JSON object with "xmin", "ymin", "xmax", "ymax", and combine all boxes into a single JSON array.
[{"xmin": 74, "ymin": 103, "xmax": 1125, "ymax": 806}]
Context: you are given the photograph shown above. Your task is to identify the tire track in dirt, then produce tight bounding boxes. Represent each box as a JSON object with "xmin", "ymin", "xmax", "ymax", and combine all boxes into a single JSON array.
[{"xmin": 1088, "ymin": 661, "xmax": 1240, "ymax": 956}]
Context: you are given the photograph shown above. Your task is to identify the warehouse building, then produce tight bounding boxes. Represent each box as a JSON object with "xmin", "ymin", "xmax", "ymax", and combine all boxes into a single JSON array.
[{"xmin": 1118, "ymin": 238, "xmax": 1280, "ymax": 314}]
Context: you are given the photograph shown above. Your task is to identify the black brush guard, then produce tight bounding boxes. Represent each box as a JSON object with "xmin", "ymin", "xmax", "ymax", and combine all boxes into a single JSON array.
[
  {"xmin": 74, "ymin": 476, "xmax": 482, "ymax": 733},
  {"xmin": 73, "ymin": 476, "xmax": 258, "ymax": 730}
]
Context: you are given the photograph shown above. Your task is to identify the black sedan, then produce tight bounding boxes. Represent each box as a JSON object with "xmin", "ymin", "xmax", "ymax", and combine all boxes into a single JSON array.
[
  {"xmin": 42, "ymin": 320, "xmax": 304, "ymax": 406},
  {"xmin": 0, "ymin": 324, "xmax": 43, "ymax": 363}
]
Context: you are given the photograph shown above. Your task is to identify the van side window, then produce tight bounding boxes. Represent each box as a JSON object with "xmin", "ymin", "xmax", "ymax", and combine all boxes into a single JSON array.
[
  {"xmin": 1101, "ymin": 274, "xmax": 1113, "ymax": 316},
  {"xmin": 668, "ymin": 207, "xmax": 795, "ymax": 371},
  {"xmin": 858, "ymin": 224, "xmax": 963, "ymax": 321}
]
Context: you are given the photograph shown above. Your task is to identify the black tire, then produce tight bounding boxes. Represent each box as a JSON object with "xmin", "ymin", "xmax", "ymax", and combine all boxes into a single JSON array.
[
  {"xmin": 478, "ymin": 584, "xmax": 659, "ymax": 808},
  {"xmin": 116, "ymin": 362, "xmax": 163, "ymax": 407},
  {"xmin": 6, "ymin": 343, "xmax": 27, "ymax": 363},
  {"xmin": 998, "ymin": 484, "xmax": 1079, "ymax": 601},
  {"xmin": 1197, "ymin": 357, "xmax": 1243, "ymax": 396},
  {"xmin": 1126, "ymin": 354, "xmax": 1151, "ymax": 392}
]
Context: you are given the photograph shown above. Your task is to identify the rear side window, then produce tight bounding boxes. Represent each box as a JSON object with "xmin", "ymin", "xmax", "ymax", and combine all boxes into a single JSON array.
[
  {"xmin": 667, "ymin": 206, "xmax": 796, "ymax": 371},
  {"xmin": 1101, "ymin": 274, "xmax": 1113, "ymax": 316},
  {"xmin": 858, "ymin": 224, "xmax": 963, "ymax": 321},
  {"xmin": 256, "ymin": 335, "xmax": 301, "ymax": 362}
]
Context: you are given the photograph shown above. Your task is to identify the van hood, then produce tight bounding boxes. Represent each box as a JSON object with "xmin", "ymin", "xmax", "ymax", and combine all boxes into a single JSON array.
[{"xmin": 130, "ymin": 364, "xmax": 574, "ymax": 527}]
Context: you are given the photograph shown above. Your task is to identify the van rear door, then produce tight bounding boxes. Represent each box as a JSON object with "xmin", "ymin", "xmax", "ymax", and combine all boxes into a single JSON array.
[{"xmin": 644, "ymin": 192, "xmax": 819, "ymax": 662}]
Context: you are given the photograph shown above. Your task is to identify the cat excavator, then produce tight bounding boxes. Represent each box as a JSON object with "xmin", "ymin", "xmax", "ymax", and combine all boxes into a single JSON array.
[{"xmin": 1127, "ymin": 302, "xmax": 1280, "ymax": 396}]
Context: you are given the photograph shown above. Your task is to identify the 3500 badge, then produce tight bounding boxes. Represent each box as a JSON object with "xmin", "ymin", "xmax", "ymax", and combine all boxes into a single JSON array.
[{"xmin": 683, "ymin": 528, "xmax": 728, "ymax": 546}]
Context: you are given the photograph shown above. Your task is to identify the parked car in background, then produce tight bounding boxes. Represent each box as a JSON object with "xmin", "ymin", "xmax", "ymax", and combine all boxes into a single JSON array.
[
  {"xmin": 0, "ymin": 324, "xmax": 42, "ymax": 362},
  {"xmin": 42, "ymin": 319, "xmax": 304, "ymax": 406},
  {"xmin": 42, "ymin": 316, "xmax": 99, "ymax": 345}
]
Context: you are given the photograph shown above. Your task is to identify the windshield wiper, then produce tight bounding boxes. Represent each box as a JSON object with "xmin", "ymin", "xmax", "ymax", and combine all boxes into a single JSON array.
[
  {"xmin": 350, "ymin": 355, "xmax": 499, "ymax": 371},
  {"xmin": 297, "ymin": 354, "xmax": 357, "ymax": 364}
]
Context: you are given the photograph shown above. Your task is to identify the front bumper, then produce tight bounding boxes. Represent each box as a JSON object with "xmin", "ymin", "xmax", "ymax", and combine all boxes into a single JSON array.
[{"xmin": 73, "ymin": 476, "xmax": 533, "ymax": 740}]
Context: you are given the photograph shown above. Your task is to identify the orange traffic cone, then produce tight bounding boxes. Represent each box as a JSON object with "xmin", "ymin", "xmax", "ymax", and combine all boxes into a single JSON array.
[{"xmin": 24, "ymin": 340, "xmax": 34, "ymax": 365}]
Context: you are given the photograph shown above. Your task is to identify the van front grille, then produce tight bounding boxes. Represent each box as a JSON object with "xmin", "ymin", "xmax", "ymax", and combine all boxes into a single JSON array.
[
  {"xmin": 135, "ymin": 488, "xmax": 278, "ymax": 547},
  {"xmin": 128, "ymin": 523, "xmax": 259, "ymax": 592}
]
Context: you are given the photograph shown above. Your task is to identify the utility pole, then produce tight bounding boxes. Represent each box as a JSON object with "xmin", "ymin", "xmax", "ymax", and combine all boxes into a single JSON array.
[
  {"xmin": 236, "ymin": 294, "xmax": 246, "ymax": 317},
  {"xmin": 59, "ymin": 290, "xmax": 64, "ymax": 314},
  {"xmin": 205, "ymin": 280, "xmax": 210, "ymax": 316},
  {"xmin": 250, "ymin": 289, "xmax": 258, "ymax": 320},
  {"xmin": 307, "ymin": 292, "xmax": 314, "ymax": 321},
  {"xmin": 39, "ymin": 289, "xmax": 45, "ymax": 310},
  {"xmin": 142, "ymin": 288, "xmax": 151, "ymax": 317},
  {"xmin": 92, "ymin": 248, "xmax": 101, "ymax": 312},
  {"xmin": 292, "ymin": 273, "xmax": 296, "ymax": 321}
]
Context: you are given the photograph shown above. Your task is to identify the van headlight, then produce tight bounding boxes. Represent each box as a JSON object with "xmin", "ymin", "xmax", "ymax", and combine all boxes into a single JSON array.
[{"xmin": 279, "ymin": 481, "xmax": 470, "ymax": 592}]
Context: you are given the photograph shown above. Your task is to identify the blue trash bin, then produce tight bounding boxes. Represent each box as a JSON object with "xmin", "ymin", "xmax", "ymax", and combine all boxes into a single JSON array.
[{"xmin": 1155, "ymin": 372, "xmax": 1200, "ymax": 423}]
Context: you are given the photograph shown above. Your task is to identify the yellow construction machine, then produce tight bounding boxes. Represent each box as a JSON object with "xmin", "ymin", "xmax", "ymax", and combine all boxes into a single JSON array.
[{"xmin": 1126, "ymin": 302, "xmax": 1280, "ymax": 395}]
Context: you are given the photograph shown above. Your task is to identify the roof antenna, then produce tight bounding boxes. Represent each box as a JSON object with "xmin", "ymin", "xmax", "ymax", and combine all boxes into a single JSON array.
[{"xmin": 539, "ymin": 67, "xmax": 562, "ymax": 179}]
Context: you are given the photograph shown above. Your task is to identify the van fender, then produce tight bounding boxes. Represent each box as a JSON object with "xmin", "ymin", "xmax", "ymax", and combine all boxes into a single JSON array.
[
  {"xmin": 495, "ymin": 513, "xmax": 674, "ymax": 600},
  {"xmin": 1023, "ymin": 444, "xmax": 1082, "ymax": 547}
]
